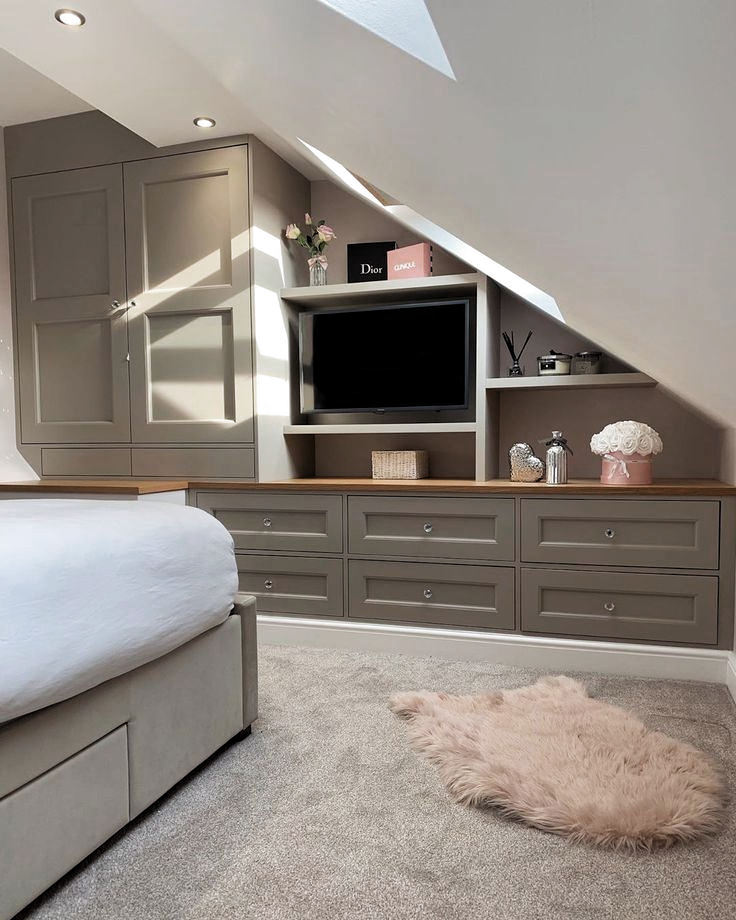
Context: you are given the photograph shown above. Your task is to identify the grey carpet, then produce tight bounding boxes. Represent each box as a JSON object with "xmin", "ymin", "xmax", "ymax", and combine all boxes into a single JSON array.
[{"xmin": 19, "ymin": 645, "xmax": 736, "ymax": 920}]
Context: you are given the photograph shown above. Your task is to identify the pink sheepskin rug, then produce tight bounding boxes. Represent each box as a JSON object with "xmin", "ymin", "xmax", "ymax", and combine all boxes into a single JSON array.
[{"xmin": 390, "ymin": 676, "xmax": 725, "ymax": 850}]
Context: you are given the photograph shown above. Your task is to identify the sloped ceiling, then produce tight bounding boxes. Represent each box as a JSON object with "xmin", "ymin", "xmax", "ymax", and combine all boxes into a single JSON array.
[
  {"xmin": 1, "ymin": 0, "xmax": 734, "ymax": 429},
  {"xmin": 0, "ymin": 49, "xmax": 91, "ymax": 126}
]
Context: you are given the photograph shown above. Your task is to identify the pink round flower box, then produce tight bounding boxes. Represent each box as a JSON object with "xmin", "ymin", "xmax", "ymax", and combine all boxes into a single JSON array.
[{"xmin": 600, "ymin": 451, "xmax": 653, "ymax": 486}]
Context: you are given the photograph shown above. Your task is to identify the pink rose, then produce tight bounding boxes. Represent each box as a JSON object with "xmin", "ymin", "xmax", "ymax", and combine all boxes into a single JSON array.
[
  {"xmin": 285, "ymin": 223, "xmax": 301, "ymax": 240},
  {"xmin": 317, "ymin": 224, "xmax": 336, "ymax": 243},
  {"xmin": 305, "ymin": 213, "xmax": 313, "ymax": 225}
]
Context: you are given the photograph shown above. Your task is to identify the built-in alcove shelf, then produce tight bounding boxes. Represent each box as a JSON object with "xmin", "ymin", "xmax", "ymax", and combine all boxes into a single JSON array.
[
  {"xmin": 284, "ymin": 422, "xmax": 477, "ymax": 435},
  {"xmin": 280, "ymin": 273, "xmax": 481, "ymax": 306},
  {"xmin": 485, "ymin": 372, "xmax": 656, "ymax": 391}
]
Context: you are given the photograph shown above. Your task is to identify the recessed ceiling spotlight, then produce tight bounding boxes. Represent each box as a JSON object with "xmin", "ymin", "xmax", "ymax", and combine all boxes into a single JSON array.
[
  {"xmin": 193, "ymin": 116, "xmax": 216, "ymax": 129},
  {"xmin": 54, "ymin": 8, "xmax": 86, "ymax": 26}
]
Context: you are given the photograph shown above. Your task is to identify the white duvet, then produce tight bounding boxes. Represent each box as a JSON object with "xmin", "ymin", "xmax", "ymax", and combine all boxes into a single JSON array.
[{"xmin": 0, "ymin": 500, "xmax": 239, "ymax": 724}]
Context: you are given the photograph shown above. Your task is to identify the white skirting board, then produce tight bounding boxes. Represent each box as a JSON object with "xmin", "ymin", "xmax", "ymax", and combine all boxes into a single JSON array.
[
  {"xmin": 727, "ymin": 652, "xmax": 736, "ymax": 703},
  {"xmin": 257, "ymin": 616, "xmax": 734, "ymax": 686}
]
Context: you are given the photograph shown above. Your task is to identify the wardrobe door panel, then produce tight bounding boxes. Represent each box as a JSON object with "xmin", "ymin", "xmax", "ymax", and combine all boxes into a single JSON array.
[
  {"xmin": 124, "ymin": 147, "xmax": 253, "ymax": 444},
  {"xmin": 12, "ymin": 165, "xmax": 130, "ymax": 443}
]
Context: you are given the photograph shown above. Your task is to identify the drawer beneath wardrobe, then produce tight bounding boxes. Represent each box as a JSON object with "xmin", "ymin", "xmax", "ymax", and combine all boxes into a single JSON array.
[
  {"xmin": 236, "ymin": 554, "xmax": 343, "ymax": 617},
  {"xmin": 348, "ymin": 559, "xmax": 515, "ymax": 630},
  {"xmin": 521, "ymin": 568, "xmax": 718, "ymax": 644}
]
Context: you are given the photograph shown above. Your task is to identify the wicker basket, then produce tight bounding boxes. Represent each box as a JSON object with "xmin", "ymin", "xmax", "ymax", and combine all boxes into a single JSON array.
[{"xmin": 371, "ymin": 450, "xmax": 429, "ymax": 480}]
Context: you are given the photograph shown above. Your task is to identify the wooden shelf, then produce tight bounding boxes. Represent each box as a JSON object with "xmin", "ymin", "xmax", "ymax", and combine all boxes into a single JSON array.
[
  {"xmin": 186, "ymin": 478, "xmax": 736, "ymax": 496},
  {"xmin": 485, "ymin": 372, "xmax": 656, "ymax": 391},
  {"xmin": 280, "ymin": 273, "xmax": 481, "ymax": 307},
  {"xmin": 284, "ymin": 422, "xmax": 477, "ymax": 435}
]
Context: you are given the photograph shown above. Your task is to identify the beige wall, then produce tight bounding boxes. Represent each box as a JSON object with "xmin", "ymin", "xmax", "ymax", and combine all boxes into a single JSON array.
[
  {"xmin": 309, "ymin": 180, "xmax": 470, "ymax": 284},
  {"xmin": 0, "ymin": 130, "xmax": 36, "ymax": 481}
]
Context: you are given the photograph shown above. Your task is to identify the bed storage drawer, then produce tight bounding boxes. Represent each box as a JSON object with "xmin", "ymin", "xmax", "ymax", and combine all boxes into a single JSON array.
[
  {"xmin": 237, "ymin": 554, "xmax": 343, "ymax": 616},
  {"xmin": 198, "ymin": 492, "xmax": 343, "ymax": 553},
  {"xmin": 520, "ymin": 568, "xmax": 718, "ymax": 644},
  {"xmin": 520, "ymin": 499, "xmax": 720, "ymax": 569},
  {"xmin": 0, "ymin": 725, "xmax": 129, "ymax": 920},
  {"xmin": 348, "ymin": 496, "xmax": 515, "ymax": 561},
  {"xmin": 348, "ymin": 559, "xmax": 515, "ymax": 629}
]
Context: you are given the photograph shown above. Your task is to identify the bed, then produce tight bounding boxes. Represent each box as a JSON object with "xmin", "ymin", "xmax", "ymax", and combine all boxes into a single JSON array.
[{"xmin": 0, "ymin": 500, "xmax": 258, "ymax": 920}]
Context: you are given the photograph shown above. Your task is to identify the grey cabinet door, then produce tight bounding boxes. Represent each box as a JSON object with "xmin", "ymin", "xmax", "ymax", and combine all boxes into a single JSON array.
[
  {"xmin": 124, "ymin": 146, "xmax": 253, "ymax": 444},
  {"xmin": 520, "ymin": 499, "xmax": 720, "ymax": 569},
  {"xmin": 521, "ymin": 568, "xmax": 718, "ymax": 644},
  {"xmin": 12, "ymin": 165, "xmax": 131, "ymax": 443}
]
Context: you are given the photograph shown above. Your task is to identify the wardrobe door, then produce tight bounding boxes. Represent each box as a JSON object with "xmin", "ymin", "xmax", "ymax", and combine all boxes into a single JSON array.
[
  {"xmin": 124, "ymin": 146, "xmax": 254, "ymax": 444},
  {"xmin": 12, "ymin": 165, "xmax": 131, "ymax": 443}
]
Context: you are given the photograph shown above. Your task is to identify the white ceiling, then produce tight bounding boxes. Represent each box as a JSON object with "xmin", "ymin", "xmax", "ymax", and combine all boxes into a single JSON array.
[
  {"xmin": 1, "ymin": 0, "xmax": 734, "ymax": 432},
  {"xmin": 0, "ymin": 49, "xmax": 91, "ymax": 127}
]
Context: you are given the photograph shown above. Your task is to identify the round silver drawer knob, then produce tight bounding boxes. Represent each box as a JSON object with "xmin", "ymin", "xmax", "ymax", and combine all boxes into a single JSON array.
[
  {"xmin": 604, "ymin": 601, "xmax": 616, "ymax": 612},
  {"xmin": 423, "ymin": 587, "xmax": 433, "ymax": 600},
  {"xmin": 604, "ymin": 528, "xmax": 615, "ymax": 539},
  {"xmin": 264, "ymin": 579, "xmax": 273, "ymax": 590},
  {"xmin": 423, "ymin": 522, "xmax": 433, "ymax": 534},
  {"xmin": 110, "ymin": 300, "xmax": 120, "ymax": 310},
  {"xmin": 263, "ymin": 518, "xmax": 272, "ymax": 528}
]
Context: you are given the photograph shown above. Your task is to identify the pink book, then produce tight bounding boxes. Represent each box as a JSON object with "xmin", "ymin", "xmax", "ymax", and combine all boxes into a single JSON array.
[{"xmin": 387, "ymin": 242, "xmax": 433, "ymax": 280}]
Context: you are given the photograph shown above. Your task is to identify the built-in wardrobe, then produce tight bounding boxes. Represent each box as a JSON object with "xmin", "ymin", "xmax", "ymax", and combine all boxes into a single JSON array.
[{"xmin": 5, "ymin": 111, "xmax": 309, "ymax": 480}]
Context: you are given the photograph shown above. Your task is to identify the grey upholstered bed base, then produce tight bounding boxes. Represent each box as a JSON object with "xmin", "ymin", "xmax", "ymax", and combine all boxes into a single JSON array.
[{"xmin": 0, "ymin": 594, "xmax": 258, "ymax": 920}]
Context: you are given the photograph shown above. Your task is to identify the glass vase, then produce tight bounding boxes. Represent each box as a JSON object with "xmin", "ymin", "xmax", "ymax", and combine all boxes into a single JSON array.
[{"xmin": 309, "ymin": 262, "xmax": 327, "ymax": 286}]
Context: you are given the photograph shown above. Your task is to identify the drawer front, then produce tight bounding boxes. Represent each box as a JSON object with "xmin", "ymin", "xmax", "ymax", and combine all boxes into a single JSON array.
[
  {"xmin": 349, "ymin": 559, "xmax": 515, "ymax": 629},
  {"xmin": 0, "ymin": 725, "xmax": 129, "ymax": 920},
  {"xmin": 41, "ymin": 447, "xmax": 132, "ymax": 477},
  {"xmin": 348, "ymin": 496, "xmax": 515, "ymax": 561},
  {"xmin": 237, "ymin": 554, "xmax": 343, "ymax": 617},
  {"xmin": 197, "ymin": 492, "xmax": 343, "ymax": 552},
  {"xmin": 132, "ymin": 447, "xmax": 255, "ymax": 479},
  {"xmin": 521, "ymin": 568, "xmax": 718, "ymax": 644},
  {"xmin": 521, "ymin": 499, "xmax": 720, "ymax": 569}
]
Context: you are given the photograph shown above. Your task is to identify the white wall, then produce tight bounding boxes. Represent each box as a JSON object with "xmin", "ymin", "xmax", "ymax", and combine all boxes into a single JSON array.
[{"xmin": 0, "ymin": 129, "xmax": 36, "ymax": 481}]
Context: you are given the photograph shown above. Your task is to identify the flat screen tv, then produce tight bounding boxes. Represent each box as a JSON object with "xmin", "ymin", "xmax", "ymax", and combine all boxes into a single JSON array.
[{"xmin": 299, "ymin": 299, "xmax": 471, "ymax": 414}]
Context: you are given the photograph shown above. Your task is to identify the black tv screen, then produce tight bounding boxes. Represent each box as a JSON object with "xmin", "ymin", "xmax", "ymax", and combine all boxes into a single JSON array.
[{"xmin": 299, "ymin": 299, "xmax": 470, "ymax": 413}]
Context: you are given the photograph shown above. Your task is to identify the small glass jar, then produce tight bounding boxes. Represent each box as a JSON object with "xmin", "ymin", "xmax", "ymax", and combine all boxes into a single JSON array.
[
  {"xmin": 571, "ymin": 351, "xmax": 603, "ymax": 375},
  {"xmin": 309, "ymin": 261, "xmax": 327, "ymax": 286},
  {"xmin": 537, "ymin": 352, "xmax": 571, "ymax": 375}
]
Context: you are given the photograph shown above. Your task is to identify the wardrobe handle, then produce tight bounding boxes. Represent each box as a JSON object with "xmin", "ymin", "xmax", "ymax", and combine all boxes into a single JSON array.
[
  {"xmin": 604, "ymin": 528, "xmax": 615, "ymax": 539},
  {"xmin": 604, "ymin": 601, "xmax": 616, "ymax": 612},
  {"xmin": 423, "ymin": 522, "xmax": 433, "ymax": 534},
  {"xmin": 110, "ymin": 300, "xmax": 121, "ymax": 311},
  {"xmin": 264, "ymin": 579, "xmax": 273, "ymax": 590},
  {"xmin": 423, "ymin": 588, "xmax": 433, "ymax": 600}
]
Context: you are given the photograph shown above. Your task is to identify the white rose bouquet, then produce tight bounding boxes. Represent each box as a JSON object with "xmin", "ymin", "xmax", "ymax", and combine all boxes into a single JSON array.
[{"xmin": 590, "ymin": 421, "xmax": 663, "ymax": 457}]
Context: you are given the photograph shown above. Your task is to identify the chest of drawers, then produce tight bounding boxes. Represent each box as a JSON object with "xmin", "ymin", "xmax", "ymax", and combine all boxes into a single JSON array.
[{"xmin": 192, "ymin": 484, "xmax": 735, "ymax": 648}]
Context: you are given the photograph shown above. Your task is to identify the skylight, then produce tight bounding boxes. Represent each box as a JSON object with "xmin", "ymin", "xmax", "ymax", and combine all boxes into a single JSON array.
[{"xmin": 316, "ymin": 0, "xmax": 455, "ymax": 80}]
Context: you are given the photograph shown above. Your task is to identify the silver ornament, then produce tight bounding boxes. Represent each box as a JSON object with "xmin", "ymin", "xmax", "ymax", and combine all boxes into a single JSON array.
[{"xmin": 509, "ymin": 443, "xmax": 545, "ymax": 482}]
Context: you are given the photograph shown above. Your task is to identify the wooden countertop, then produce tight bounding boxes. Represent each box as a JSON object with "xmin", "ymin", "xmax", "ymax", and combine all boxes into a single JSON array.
[
  {"xmin": 187, "ymin": 478, "xmax": 736, "ymax": 496},
  {"xmin": 0, "ymin": 479, "xmax": 189, "ymax": 495},
  {"xmin": 1, "ymin": 477, "xmax": 734, "ymax": 496}
]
